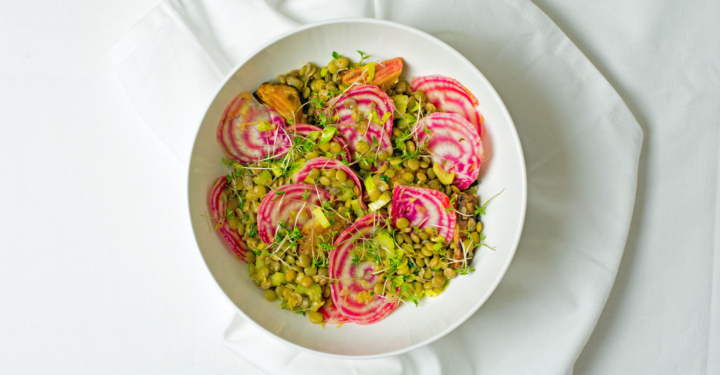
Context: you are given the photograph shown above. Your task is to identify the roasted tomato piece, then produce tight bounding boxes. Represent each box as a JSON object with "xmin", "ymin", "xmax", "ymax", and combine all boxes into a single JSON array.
[{"xmin": 339, "ymin": 57, "xmax": 403, "ymax": 92}]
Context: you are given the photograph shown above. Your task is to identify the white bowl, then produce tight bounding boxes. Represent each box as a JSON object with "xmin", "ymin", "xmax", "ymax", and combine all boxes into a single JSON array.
[{"xmin": 188, "ymin": 18, "xmax": 526, "ymax": 359}]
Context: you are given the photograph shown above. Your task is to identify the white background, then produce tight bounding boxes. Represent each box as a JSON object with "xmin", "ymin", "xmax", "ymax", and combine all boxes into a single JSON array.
[{"xmin": 0, "ymin": 0, "xmax": 717, "ymax": 374}]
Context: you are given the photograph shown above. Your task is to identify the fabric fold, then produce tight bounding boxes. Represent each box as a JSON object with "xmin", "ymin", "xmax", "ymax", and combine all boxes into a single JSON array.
[{"xmin": 109, "ymin": 0, "xmax": 642, "ymax": 373}]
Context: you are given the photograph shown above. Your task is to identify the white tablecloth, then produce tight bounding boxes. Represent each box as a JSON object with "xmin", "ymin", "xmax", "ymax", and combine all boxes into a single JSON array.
[{"xmin": 0, "ymin": 1, "xmax": 717, "ymax": 374}]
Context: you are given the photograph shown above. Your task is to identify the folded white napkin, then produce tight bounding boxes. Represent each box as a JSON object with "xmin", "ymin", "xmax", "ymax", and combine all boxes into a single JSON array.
[{"xmin": 109, "ymin": 0, "xmax": 643, "ymax": 373}]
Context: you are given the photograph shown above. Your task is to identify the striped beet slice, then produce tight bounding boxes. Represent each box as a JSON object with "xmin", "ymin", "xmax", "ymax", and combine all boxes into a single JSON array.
[
  {"xmin": 389, "ymin": 185, "xmax": 457, "ymax": 244},
  {"xmin": 209, "ymin": 177, "xmax": 249, "ymax": 261},
  {"xmin": 256, "ymin": 184, "xmax": 332, "ymax": 245},
  {"xmin": 336, "ymin": 120, "xmax": 392, "ymax": 161},
  {"xmin": 329, "ymin": 214, "xmax": 398, "ymax": 325},
  {"xmin": 326, "ymin": 85, "xmax": 394, "ymax": 160},
  {"xmin": 413, "ymin": 112, "xmax": 483, "ymax": 190},
  {"xmin": 318, "ymin": 302, "xmax": 349, "ymax": 325},
  {"xmin": 287, "ymin": 123, "xmax": 351, "ymax": 162},
  {"xmin": 292, "ymin": 157, "xmax": 366, "ymax": 209},
  {"xmin": 217, "ymin": 92, "xmax": 291, "ymax": 163},
  {"xmin": 328, "ymin": 85, "xmax": 394, "ymax": 136},
  {"xmin": 410, "ymin": 75, "xmax": 484, "ymax": 136}
]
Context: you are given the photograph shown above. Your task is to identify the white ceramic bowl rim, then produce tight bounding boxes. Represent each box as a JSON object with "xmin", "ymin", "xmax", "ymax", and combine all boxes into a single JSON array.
[{"xmin": 187, "ymin": 17, "xmax": 527, "ymax": 360}]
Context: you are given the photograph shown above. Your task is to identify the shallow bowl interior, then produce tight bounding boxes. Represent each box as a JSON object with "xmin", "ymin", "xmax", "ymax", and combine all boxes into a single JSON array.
[{"xmin": 188, "ymin": 19, "xmax": 526, "ymax": 358}]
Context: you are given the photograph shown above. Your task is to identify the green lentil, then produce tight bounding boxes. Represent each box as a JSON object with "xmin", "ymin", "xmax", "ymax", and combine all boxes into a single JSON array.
[
  {"xmin": 432, "ymin": 275, "xmax": 446, "ymax": 288},
  {"xmin": 374, "ymin": 283, "xmax": 384, "ymax": 294},
  {"xmin": 301, "ymin": 276, "xmax": 314, "ymax": 288},
  {"xmin": 311, "ymin": 80, "xmax": 326, "ymax": 92},
  {"xmin": 329, "ymin": 142, "xmax": 343, "ymax": 154},
  {"xmin": 405, "ymin": 141, "xmax": 416, "ymax": 153},
  {"xmin": 257, "ymin": 267, "xmax": 270, "ymax": 280},
  {"xmin": 295, "ymin": 271, "xmax": 305, "ymax": 284},
  {"xmin": 298, "ymin": 254, "xmax": 311, "ymax": 268},
  {"xmin": 244, "ymin": 250, "xmax": 255, "ymax": 263},
  {"xmin": 335, "ymin": 57, "xmax": 349, "ymax": 69},
  {"xmin": 265, "ymin": 289, "xmax": 277, "ymax": 301},
  {"xmin": 396, "ymin": 217, "xmax": 410, "ymax": 230},
  {"xmin": 414, "ymin": 281, "xmax": 423, "ymax": 295},
  {"xmin": 304, "ymin": 266, "xmax": 317, "ymax": 276},
  {"xmin": 356, "ymin": 141, "xmax": 370, "ymax": 154},
  {"xmin": 321, "ymin": 169, "xmax": 335, "ymax": 178},
  {"xmin": 444, "ymin": 268, "xmax": 456, "ymax": 279},
  {"xmin": 427, "ymin": 168, "xmax": 436, "ymax": 179},
  {"xmin": 309, "ymin": 311, "xmax": 323, "ymax": 324}
]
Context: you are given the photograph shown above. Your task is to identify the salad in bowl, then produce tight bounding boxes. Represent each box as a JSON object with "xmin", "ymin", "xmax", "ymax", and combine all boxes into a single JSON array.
[{"xmin": 208, "ymin": 51, "xmax": 497, "ymax": 327}]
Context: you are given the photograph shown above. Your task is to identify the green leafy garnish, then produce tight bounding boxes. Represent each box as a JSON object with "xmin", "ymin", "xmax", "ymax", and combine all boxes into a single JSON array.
[
  {"xmin": 357, "ymin": 50, "xmax": 370, "ymax": 64},
  {"xmin": 474, "ymin": 189, "xmax": 505, "ymax": 216},
  {"xmin": 317, "ymin": 127, "xmax": 337, "ymax": 145},
  {"xmin": 409, "ymin": 101, "xmax": 420, "ymax": 113}
]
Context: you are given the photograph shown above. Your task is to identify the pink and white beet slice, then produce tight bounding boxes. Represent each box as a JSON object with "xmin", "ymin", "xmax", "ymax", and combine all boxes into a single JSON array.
[
  {"xmin": 326, "ymin": 85, "xmax": 394, "ymax": 159},
  {"xmin": 329, "ymin": 213, "xmax": 398, "ymax": 325},
  {"xmin": 292, "ymin": 157, "xmax": 366, "ymax": 209},
  {"xmin": 217, "ymin": 92, "xmax": 291, "ymax": 163},
  {"xmin": 413, "ymin": 112, "xmax": 483, "ymax": 190},
  {"xmin": 209, "ymin": 177, "xmax": 250, "ymax": 262},
  {"xmin": 389, "ymin": 185, "xmax": 457, "ymax": 243},
  {"xmin": 256, "ymin": 184, "xmax": 332, "ymax": 245},
  {"xmin": 410, "ymin": 75, "xmax": 484, "ymax": 136}
]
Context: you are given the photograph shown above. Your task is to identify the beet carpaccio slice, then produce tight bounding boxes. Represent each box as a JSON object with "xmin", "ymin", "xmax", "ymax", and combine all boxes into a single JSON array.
[
  {"xmin": 318, "ymin": 302, "xmax": 348, "ymax": 325},
  {"xmin": 336, "ymin": 120, "xmax": 392, "ymax": 160},
  {"xmin": 256, "ymin": 184, "xmax": 332, "ymax": 245},
  {"xmin": 414, "ymin": 112, "xmax": 483, "ymax": 190},
  {"xmin": 287, "ymin": 123, "xmax": 351, "ymax": 162},
  {"xmin": 389, "ymin": 185, "xmax": 457, "ymax": 243},
  {"xmin": 329, "ymin": 85, "xmax": 394, "ymax": 135},
  {"xmin": 292, "ymin": 157, "xmax": 366, "ymax": 209},
  {"xmin": 217, "ymin": 92, "xmax": 291, "ymax": 163},
  {"xmin": 326, "ymin": 85, "xmax": 393, "ymax": 159},
  {"xmin": 209, "ymin": 177, "xmax": 249, "ymax": 261},
  {"xmin": 329, "ymin": 213, "xmax": 398, "ymax": 325},
  {"xmin": 410, "ymin": 75, "xmax": 484, "ymax": 136}
]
